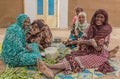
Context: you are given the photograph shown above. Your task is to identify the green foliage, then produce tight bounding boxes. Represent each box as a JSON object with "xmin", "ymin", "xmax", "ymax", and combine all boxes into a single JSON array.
[
  {"xmin": 0, "ymin": 65, "xmax": 40, "ymax": 79},
  {"xmin": 56, "ymin": 47, "xmax": 71, "ymax": 61},
  {"xmin": 43, "ymin": 58, "xmax": 57, "ymax": 64}
]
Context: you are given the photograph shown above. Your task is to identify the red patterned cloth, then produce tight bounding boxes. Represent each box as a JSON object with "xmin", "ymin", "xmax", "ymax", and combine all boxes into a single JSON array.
[
  {"xmin": 78, "ymin": 50, "xmax": 109, "ymax": 68},
  {"xmin": 97, "ymin": 61, "xmax": 114, "ymax": 74},
  {"xmin": 61, "ymin": 9, "xmax": 114, "ymax": 74},
  {"xmin": 63, "ymin": 49, "xmax": 109, "ymax": 74}
]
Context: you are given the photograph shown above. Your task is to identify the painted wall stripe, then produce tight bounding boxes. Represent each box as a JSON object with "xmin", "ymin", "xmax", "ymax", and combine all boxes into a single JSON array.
[
  {"xmin": 48, "ymin": 0, "xmax": 54, "ymax": 15},
  {"xmin": 37, "ymin": 0, "xmax": 43, "ymax": 15}
]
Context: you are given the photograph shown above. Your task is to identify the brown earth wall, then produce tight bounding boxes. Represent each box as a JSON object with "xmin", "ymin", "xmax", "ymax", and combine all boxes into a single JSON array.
[
  {"xmin": 0, "ymin": 0, "xmax": 24, "ymax": 28},
  {"xmin": 68, "ymin": 0, "xmax": 120, "ymax": 28}
]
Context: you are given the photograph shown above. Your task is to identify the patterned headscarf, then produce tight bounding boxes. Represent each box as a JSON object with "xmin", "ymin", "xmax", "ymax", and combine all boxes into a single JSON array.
[
  {"xmin": 87, "ymin": 9, "xmax": 112, "ymax": 41},
  {"xmin": 31, "ymin": 19, "xmax": 44, "ymax": 29},
  {"xmin": 16, "ymin": 14, "xmax": 30, "ymax": 28},
  {"xmin": 90, "ymin": 9, "xmax": 108, "ymax": 25}
]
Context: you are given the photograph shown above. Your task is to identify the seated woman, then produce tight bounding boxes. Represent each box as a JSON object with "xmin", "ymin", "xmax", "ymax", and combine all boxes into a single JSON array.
[
  {"xmin": 26, "ymin": 19, "xmax": 53, "ymax": 51},
  {"xmin": 64, "ymin": 12, "xmax": 89, "ymax": 49},
  {"xmin": 1, "ymin": 14, "xmax": 42, "ymax": 67},
  {"xmin": 37, "ymin": 9, "xmax": 119, "ymax": 79}
]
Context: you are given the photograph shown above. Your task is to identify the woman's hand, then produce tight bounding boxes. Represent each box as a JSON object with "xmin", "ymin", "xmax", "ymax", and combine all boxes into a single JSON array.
[
  {"xmin": 93, "ymin": 39, "xmax": 104, "ymax": 51},
  {"xmin": 39, "ymin": 45, "xmax": 44, "ymax": 50},
  {"xmin": 26, "ymin": 45, "xmax": 32, "ymax": 52},
  {"xmin": 77, "ymin": 38, "xmax": 84, "ymax": 44},
  {"xmin": 82, "ymin": 33, "xmax": 87, "ymax": 38},
  {"xmin": 77, "ymin": 39, "xmax": 97, "ymax": 48},
  {"xmin": 98, "ymin": 39, "xmax": 104, "ymax": 46}
]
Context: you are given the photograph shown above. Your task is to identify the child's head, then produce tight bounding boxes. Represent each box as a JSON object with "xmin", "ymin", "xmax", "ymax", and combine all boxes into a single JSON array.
[
  {"xmin": 75, "ymin": 6, "xmax": 83, "ymax": 15},
  {"xmin": 31, "ymin": 22, "xmax": 39, "ymax": 30},
  {"xmin": 78, "ymin": 12, "xmax": 87, "ymax": 24},
  {"xmin": 31, "ymin": 19, "xmax": 45, "ymax": 30},
  {"xmin": 90, "ymin": 9, "xmax": 108, "ymax": 26}
]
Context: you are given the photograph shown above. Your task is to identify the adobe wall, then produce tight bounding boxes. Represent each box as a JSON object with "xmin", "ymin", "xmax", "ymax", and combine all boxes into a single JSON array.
[
  {"xmin": 68, "ymin": 0, "xmax": 120, "ymax": 28},
  {"xmin": 0, "ymin": 0, "xmax": 24, "ymax": 28}
]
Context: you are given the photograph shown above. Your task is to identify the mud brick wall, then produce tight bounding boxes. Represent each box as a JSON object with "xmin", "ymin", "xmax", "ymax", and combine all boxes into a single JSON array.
[
  {"xmin": 68, "ymin": 0, "xmax": 120, "ymax": 28},
  {"xmin": 0, "ymin": 0, "xmax": 24, "ymax": 28}
]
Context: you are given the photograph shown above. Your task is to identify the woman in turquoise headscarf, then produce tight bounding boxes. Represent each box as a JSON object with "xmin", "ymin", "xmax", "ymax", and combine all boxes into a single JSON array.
[{"xmin": 1, "ymin": 14, "xmax": 42, "ymax": 67}]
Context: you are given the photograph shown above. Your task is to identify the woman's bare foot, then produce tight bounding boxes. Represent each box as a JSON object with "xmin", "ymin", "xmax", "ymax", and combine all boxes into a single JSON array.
[
  {"xmin": 37, "ymin": 59, "xmax": 54, "ymax": 79},
  {"xmin": 109, "ymin": 46, "xmax": 119, "ymax": 58}
]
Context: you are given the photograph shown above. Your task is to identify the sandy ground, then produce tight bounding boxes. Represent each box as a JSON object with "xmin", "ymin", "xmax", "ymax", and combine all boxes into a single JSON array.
[{"xmin": 0, "ymin": 27, "xmax": 120, "ymax": 79}]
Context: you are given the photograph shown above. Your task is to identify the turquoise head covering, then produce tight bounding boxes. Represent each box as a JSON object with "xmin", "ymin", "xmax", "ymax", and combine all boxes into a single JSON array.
[
  {"xmin": 16, "ymin": 14, "xmax": 30, "ymax": 34},
  {"xmin": 16, "ymin": 14, "xmax": 30, "ymax": 28}
]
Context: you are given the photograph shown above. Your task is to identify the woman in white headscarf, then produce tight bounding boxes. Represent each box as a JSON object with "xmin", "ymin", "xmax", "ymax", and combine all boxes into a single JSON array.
[
  {"xmin": 75, "ymin": 12, "xmax": 89, "ymax": 36},
  {"xmin": 64, "ymin": 12, "xmax": 89, "ymax": 49}
]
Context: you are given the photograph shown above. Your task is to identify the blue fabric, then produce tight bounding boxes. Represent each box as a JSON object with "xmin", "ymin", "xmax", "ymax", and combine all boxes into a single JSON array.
[
  {"xmin": 55, "ymin": 69, "xmax": 94, "ymax": 79},
  {"xmin": 70, "ymin": 32, "xmax": 83, "ymax": 41},
  {"xmin": 1, "ymin": 14, "xmax": 42, "ymax": 67},
  {"xmin": 69, "ymin": 32, "xmax": 83, "ymax": 49}
]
